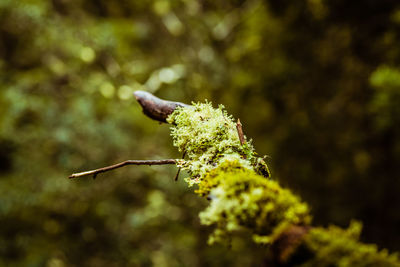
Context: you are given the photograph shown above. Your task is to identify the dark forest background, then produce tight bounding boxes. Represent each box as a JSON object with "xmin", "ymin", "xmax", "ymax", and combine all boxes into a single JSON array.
[{"xmin": 1, "ymin": 0, "xmax": 400, "ymax": 266}]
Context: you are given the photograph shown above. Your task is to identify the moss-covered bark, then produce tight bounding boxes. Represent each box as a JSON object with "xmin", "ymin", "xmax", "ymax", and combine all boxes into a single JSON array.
[{"xmin": 167, "ymin": 102, "xmax": 400, "ymax": 266}]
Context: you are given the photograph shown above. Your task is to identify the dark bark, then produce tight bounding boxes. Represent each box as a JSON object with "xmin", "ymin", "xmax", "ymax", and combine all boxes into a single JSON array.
[{"xmin": 133, "ymin": 90, "xmax": 189, "ymax": 123}]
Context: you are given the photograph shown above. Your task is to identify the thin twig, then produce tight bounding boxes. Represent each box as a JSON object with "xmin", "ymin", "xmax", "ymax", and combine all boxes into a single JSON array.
[
  {"xmin": 69, "ymin": 159, "xmax": 177, "ymax": 179},
  {"xmin": 174, "ymin": 151, "xmax": 186, "ymax": 181},
  {"xmin": 236, "ymin": 118, "xmax": 246, "ymax": 146},
  {"xmin": 174, "ymin": 168, "xmax": 181, "ymax": 181}
]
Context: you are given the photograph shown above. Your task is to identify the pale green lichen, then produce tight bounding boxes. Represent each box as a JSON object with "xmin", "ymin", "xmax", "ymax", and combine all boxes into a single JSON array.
[{"xmin": 167, "ymin": 102, "xmax": 256, "ymax": 186}]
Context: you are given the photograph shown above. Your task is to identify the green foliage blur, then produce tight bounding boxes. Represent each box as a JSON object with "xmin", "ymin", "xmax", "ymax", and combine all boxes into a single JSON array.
[{"xmin": 1, "ymin": 0, "xmax": 399, "ymax": 266}]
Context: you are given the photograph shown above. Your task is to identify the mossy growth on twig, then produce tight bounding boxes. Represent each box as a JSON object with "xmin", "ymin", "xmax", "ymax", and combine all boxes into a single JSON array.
[{"xmin": 167, "ymin": 102, "xmax": 400, "ymax": 265}]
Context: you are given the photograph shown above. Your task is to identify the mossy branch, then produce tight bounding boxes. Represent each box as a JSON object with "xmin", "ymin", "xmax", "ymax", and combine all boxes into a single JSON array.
[
  {"xmin": 72, "ymin": 91, "xmax": 400, "ymax": 266},
  {"xmin": 134, "ymin": 91, "xmax": 400, "ymax": 266}
]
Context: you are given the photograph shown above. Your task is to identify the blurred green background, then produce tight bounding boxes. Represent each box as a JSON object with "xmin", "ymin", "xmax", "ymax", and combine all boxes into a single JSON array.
[{"xmin": 1, "ymin": 0, "xmax": 400, "ymax": 266}]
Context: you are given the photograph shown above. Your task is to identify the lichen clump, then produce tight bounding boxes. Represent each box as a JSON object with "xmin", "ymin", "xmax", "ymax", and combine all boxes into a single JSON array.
[{"xmin": 167, "ymin": 102, "xmax": 255, "ymax": 186}]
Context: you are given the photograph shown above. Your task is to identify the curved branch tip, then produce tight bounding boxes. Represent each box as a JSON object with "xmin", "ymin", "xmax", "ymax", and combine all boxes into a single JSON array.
[{"xmin": 134, "ymin": 90, "xmax": 189, "ymax": 123}]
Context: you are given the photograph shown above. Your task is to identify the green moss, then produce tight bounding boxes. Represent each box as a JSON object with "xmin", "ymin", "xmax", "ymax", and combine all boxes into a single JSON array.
[
  {"xmin": 302, "ymin": 221, "xmax": 400, "ymax": 267},
  {"xmin": 197, "ymin": 161, "xmax": 310, "ymax": 244}
]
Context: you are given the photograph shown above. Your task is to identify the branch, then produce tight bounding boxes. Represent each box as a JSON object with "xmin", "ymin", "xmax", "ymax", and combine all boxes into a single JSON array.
[
  {"xmin": 69, "ymin": 91, "xmax": 186, "ymax": 180},
  {"xmin": 236, "ymin": 118, "xmax": 246, "ymax": 146},
  {"xmin": 134, "ymin": 90, "xmax": 189, "ymax": 123},
  {"xmin": 69, "ymin": 159, "xmax": 177, "ymax": 179},
  {"xmin": 68, "ymin": 91, "xmax": 399, "ymax": 266}
]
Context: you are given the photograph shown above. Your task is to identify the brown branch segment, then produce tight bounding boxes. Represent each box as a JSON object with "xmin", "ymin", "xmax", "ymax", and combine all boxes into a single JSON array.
[
  {"xmin": 236, "ymin": 118, "xmax": 246, "ymax": 146},
  {"xmin": 134, "ymin": 90, "xmax": 189, "ymax": 123},
  {"xmin": 270, "ymin": 225, "xmax": 311, "ymax": 265},
  {"xmin": 69, "ymin": 159, "xmax": 177, "ymax": 179}
]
